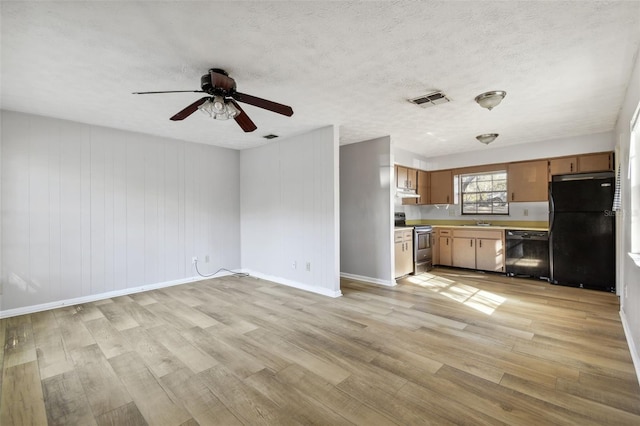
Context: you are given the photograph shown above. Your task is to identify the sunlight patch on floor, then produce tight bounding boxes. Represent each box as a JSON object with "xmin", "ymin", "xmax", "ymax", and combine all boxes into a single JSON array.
[{"xmin": 405, "ymin": 273, "xmax": 506, "ymax": 315}]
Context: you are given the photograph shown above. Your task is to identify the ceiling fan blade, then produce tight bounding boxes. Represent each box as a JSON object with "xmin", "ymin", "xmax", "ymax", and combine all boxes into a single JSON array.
[
  {"xmin": 170, "ymin": 96, "xmax": 210, "ymax": 121},
  {"xmin": 233, "ymin": 92, "xmax": 294, "ymax": 117},
  {"xmin": 133, "ymin": 90, "xmax": 204, "ymax": 94},
  {"xmin": 229, "ymin": 99, "xmax": 257, "ymax": 132},
  {"xmin": 210, "ymin": 69, "xmax": 236, "ymax": 92}
]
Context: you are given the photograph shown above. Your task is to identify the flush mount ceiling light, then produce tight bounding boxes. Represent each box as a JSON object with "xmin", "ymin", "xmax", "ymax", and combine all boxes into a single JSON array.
[
  {"xmin": 475, "ymin": 91, "xmax": 506, "ymax": 110},
  {"xmin": 476, "ymin": 133, "xmax": 499, "ymax": 145},
  {"xmin": 197, "ymin": 95, "xmax": 240, "ymax": 120}
]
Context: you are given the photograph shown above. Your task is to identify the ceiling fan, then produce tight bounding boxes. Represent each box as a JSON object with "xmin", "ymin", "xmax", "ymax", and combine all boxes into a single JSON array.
[{"xmin": 133, "ymin": 68, "xmax": 294, "ymax": 132}]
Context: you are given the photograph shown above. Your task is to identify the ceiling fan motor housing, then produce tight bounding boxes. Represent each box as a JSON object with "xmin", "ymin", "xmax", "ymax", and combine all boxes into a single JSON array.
[{"xmin": 201, "ymin": 68, "xmax": 235, "ymax": 96}]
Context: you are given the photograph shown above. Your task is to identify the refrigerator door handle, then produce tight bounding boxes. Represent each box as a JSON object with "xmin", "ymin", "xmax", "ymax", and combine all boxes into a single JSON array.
[{"xmin": 549, "ymin": 185, "xmax": 555, "ymax": 232}]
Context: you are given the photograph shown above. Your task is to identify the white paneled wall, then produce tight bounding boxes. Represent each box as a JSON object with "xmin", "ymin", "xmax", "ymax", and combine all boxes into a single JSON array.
[
  {"xmin": 240, "ymin": 126, "xmax": 340, "ymax": 297},
  {"xmin": 1, "ymin": 111, "xmax": 240, "ymax": 313}
]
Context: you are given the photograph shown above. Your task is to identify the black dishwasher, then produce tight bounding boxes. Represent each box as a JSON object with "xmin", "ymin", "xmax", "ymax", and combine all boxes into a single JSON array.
[{"xmin": 505, "ymin": 230, "xmax": 550, "ymax": 280}]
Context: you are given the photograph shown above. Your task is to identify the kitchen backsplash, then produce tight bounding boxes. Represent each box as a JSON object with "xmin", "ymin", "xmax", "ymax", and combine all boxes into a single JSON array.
[{"xmin": 396, "ymin": 200, "xmax": 549, "ymax": 223}]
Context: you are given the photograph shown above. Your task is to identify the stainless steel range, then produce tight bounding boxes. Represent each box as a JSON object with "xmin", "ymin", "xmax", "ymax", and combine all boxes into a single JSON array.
[{"xmin": 413, "ymin": 225, "xmax": 433, "ymax": 274}]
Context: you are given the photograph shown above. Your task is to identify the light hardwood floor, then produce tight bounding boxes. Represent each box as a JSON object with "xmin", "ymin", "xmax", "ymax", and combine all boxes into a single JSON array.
[{"xmin": 1, "ymin": 268, "xmax": 639, "ymax": 425}]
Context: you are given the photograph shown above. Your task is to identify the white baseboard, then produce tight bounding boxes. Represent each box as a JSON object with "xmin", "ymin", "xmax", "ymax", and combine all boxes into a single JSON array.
[
  {"xmin": 0, "ymin": 272, "xmax": 235, "ymax": 319},
  {"xmin": 340, "ymin": 272, "xmax": 396, "ymax": 287},
  {"xmin": 620, "ymin": 308, "xmax": 640, "ymax": 385},
  {"xmin": 244, "ymin": 270, "xmax": 342, "ymax": 298}
]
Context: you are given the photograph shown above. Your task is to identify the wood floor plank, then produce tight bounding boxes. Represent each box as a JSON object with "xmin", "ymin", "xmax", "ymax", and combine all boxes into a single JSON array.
[
  {"xmin": 95, "ymin": 401, "xmax": 148, "ymax": 426},
  {"xmin": 275, "ymin": 363, "xmax": 399, "ymax": 426},
  {"xmin": 3, "ymin": 316, "xmax": 37, "ymax": 368},
  {"xmin": 109, "ymin": 351, "xmax": 192, "ymax": 426},
  {"xmin": 96, "ymin": 301, "xmax": 140, "ymax": 331},
  {"xmin": 120, "ymin": 326, "xmax": 187, "ymax": 378},
  {"xmin": 244, "ymin": 367, "xmax": 355, "ymax": 425},
  {"xmin": 198, "ymin": 364, "xmax": 286, "ymax": 425},
  {"xmin": 0, "ymin": 361, "xmax": 48, "ymax": 426},
  {"xmin": 42, "ymin": 370, "xmax": 97, "ymax": 426},
  {"xmin": 86, "ymin": 317, "xmax": 131, "ymax": 359},
  {"xmin": 146, "ymin": 325, "xmax": 218, "ymax": 374},
  {"xmin": 500, "ymin": 372, "xmax": 640, "ymax": 425},
  {"xmin": 70, "ymin": 344, "xmax": 133, "ymax": 417},
  {"xmin": 160, "ymin": 367, "xmax": 242, "ymax": 426}
]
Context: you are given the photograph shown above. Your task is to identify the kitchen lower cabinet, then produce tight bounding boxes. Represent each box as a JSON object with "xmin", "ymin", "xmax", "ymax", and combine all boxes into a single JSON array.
[
  {"xmin": 395, "ymin": 229, "xmax": 414, "ymax": 278},
  {"xmin": 476, "ymin": 238, "xmax": 504, "ymax": 272},
  {"xmin": 435, "ymin": 228, "xmax": 505, "ymax": 272},
  {"xmin": 452, "ymin": 237, "xmax": 476, "ymax": 269},
  {"xmin": 436, "ymin": 229, "xmax": 453, "ymax": 266}
]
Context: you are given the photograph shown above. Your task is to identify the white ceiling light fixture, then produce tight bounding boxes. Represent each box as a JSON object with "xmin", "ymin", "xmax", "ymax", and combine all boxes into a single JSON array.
[
  {"xmin": 197, "ymin": 96, "xmax": 240, "ymax": 120},
  {"xmin": 475, "ymin": 91, "xmax": 507, "ymax": 110},
  {"xmin": 476, "ymin": 133, "xmax": 499, "ymax": 145}
]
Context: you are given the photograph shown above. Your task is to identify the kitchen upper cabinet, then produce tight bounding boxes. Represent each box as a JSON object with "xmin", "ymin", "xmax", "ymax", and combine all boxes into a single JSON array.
[
  {"xmin": 549, "ymin": 156, "xmax": 577, "ymax": 179},
  {"xmin": 394, "ymin": 229, "xmax": 414, "ymax": 278},
  {"xmin": 403, "ymin": 169, "xmax": 429, "ymax": 205},
  {"xmin": 429, "ymin": 169, "xmax": 453, "ymax": 204},
  {"xmin": 578, "ymin": 152, "xmax": 613, "ymax": 173},
  {"xmin": 548, "ymin": 152, "xmax": 614, "ymax": 180},
  {"xmin": 507, "ymin": 160, "xmax": 548, "ymax": 202},
  {"xmin": 396, "ymin": 165, "xmax": 417, "ymax": 189}
]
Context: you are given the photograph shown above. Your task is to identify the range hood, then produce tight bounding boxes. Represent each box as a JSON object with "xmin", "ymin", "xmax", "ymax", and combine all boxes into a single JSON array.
[{"xmin": 396, "ymin": 188, "xmax": 420, "ymax": 199}]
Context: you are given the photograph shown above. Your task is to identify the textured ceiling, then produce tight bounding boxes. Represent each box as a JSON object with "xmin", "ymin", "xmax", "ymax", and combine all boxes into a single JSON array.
[{"xmin": 2, "ymin": 1, "xmax": 639, "ymax": 157}]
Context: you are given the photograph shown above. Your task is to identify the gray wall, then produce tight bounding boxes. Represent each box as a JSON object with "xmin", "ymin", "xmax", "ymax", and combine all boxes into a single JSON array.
[
  {"xmin": 1, "ymin": 110, "xmax": 241, "ymax": 314},
  {"xmin": 340, "ymin": 137, "xmax": 394, "ymax": 285},
  {"xmin": 240, "ymin": 126, "xmax": 340, "ymax": 297}
]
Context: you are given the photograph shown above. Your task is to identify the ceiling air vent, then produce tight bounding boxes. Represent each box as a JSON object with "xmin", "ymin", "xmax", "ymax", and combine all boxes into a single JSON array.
[{"xmin": 409, "ymin": 91, "xmax": 451, "ymax": 108}]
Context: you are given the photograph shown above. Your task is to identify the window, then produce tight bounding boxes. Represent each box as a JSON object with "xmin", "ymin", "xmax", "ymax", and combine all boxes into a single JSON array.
[{"xmin": 460, "ymin": 171, "xmax": 508, "ymax": 215}]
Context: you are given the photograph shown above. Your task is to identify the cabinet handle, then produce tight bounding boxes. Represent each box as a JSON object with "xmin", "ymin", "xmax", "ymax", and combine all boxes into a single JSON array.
[
  {"xmin": 570, "ymin": 162, "xmax": 574, "ymax": 172},
  {"xmin": 511, "ymin": 192, "xmax": 514, "ymax": 201},
  {"xmin": 446, "ymin": 195, "xmax": 450, "ymax": 203},
  {"xmin": 479, "ymin": 240, "xmax": 482, "ymax": 248},
  {"xmin": 470, "ymin": 240, "xmax": 473, "ymax": 247}
]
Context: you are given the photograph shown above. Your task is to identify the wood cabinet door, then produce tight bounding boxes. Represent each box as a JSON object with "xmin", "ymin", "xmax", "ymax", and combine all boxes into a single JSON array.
[
  {"xmin": 548, "ymin": 157, "xmax": 577, "ymax": 180},
  {"xmin": 438, "ymin": 237, "xmax": 452, "ymax": 266},
  {"xmin": 429, "ymin": 170, "xmax": 453, "ymax": 204},
  {"xmin": 578, "ymin": 152, "xmax": 612, "ymax": 172},
  {"xmin": 406, "ymin": 168, "xmax": 417, "ymax": 190},
  {"xmin": 394, "ymin": 241, "xmax": 405, "ymax": 278},
  {"xmin": 396, "ymin": 166, "xmax": 408, "ymax": 188},
  {"xmin": 402, "ymin": 169, "xmax": 420, "ymax": 205},
  {"xmin": 476, "ymin": 238, "xmax": 504, "ymax": 272},
  {"xmin": 452, "ymin": 238, "xmax": 476, "ymax": 269},
  {"xmin": 507, "ymin": 160, "xmax": 548, "ymax": 202},
  {"xmin": 416, "ymin": 170, "xmax": 430, "ymax": 205}
]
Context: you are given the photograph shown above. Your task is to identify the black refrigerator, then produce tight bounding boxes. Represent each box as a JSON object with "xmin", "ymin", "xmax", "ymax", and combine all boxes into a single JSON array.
[{"xmin": 549, "ymin": 172, "xmax": 615, "ymax": 292}]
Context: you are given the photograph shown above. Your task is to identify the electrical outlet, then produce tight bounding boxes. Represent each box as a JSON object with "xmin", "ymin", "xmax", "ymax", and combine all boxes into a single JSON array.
[
  {"xmin": 306, "ymin": 262, "xmax": 311, "ymax": 272},
  {"xmin": 205, "ymin": 255, "xmax": 210, "ymax": 263},
  {"xmin": 524, "ymin": 208, "xmax": 529, "ymax": 217},
  {"xmin": 192, "ymin": 256, "xmax": 197, "ymax": 264},
  {"xmin": 292, "ymin": 261, "xmax": 297, "ymax": 269},
  {"xmin": 449, "ymin": 209, "xmax": 456, "ymax": 217}
]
